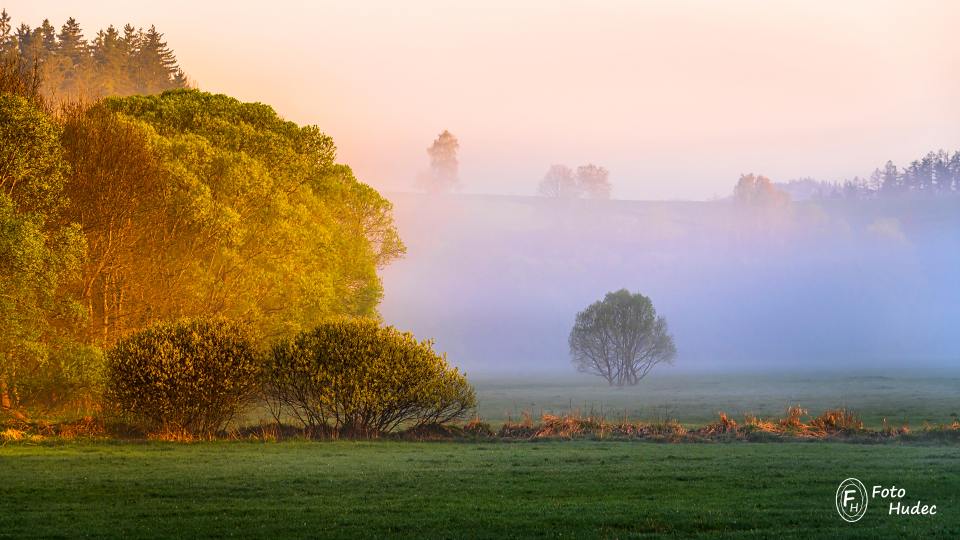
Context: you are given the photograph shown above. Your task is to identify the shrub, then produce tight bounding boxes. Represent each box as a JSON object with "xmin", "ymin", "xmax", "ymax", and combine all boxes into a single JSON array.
[
  {"xmin": 12, "ymin": 343, "xmax": 105, "ymax": 416},
  {"xmin": 105, "ymin": 318, "xmax": 260, "ymax": 437},
  {"xmin": 264, "ymin": 318, "xmax": 476, "ymax": 438}
]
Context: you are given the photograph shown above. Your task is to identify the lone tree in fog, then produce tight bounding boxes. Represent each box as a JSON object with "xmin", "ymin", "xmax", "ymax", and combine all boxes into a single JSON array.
[
  {"xmin": 569, "ymin": 289, "xmax": 676, "ymax": 386},
  {"xmin": 422, "ymin": 130, "xmax": 459, "ymax": 193}
]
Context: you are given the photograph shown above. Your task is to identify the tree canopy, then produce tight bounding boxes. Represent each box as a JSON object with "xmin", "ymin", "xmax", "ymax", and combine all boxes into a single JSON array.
[
  {"xmin": 0, "ymin": 94, "xmax": 85, "ymax": 410},
  {"xmin": 63, "ymin": 89, "xmax": 404, "ymax": 342},
  {"xmin": 569, "ymin": 290, "xmax": 676, "ymax": 387}
]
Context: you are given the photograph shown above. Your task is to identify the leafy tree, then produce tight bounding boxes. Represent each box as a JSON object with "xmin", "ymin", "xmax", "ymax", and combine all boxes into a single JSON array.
[
  {"xmin": 575, "ymin": 164, "xmax": 612, "ymax": 199},
  {"xmin": 569, "ymin": 289, "xmax": 676, "ymax": 387},
  {"xmin": 87, "ymin": 89, "xmax": 404, "ymax": 339},
  {"xmin": 733, "ymin": 173, "xmax": 789, "ymax": 207},
  {"xmin": 60, "ymin": 103, "xmax": 167, "ymax": 344},
  {"xmin": 0, "ymin": 95, "xmax": 84, "ymax": 412},
  {"xmin": 537, "ymin": 164, "xmax": 578, "ymax": 198},
  {"xmin": 537, "ymin": 163, "xmax": 611, "ymax": 199},
  {"xmin": 422, "ymin": 130, "xmax": 459, "ymax": 193},
  {"xmin": 264, "ymin": 318, "xmax": 476, "ymax": 437},
  {"xmin": 0, "ymin": 42, "xmax": 43, "ymax": 105}
]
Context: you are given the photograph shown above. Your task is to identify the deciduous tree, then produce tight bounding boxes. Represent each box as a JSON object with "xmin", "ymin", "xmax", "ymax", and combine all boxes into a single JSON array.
[
  {"xmin": 422, "ymin": 130, "xmax": 459, "ymax": 193},
  {"xmin": 569, "ymin": 289, "xmax": 676, "ymax": 387}
]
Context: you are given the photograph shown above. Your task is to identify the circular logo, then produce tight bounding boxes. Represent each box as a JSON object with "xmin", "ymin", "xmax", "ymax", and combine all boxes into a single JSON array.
[{"xmin": 836, "ymin": 478, "xmax": 869, "ymax": 522}]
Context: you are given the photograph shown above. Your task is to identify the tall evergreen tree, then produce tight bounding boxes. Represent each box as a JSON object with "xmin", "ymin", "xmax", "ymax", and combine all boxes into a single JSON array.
[
  {"xmin": 135, "ymin": 26, "xmax": 177, "ymax": 93},
  {"xmin": 880, "ymin": 160, "xmax": 900, "ymax": 194},
  {"xmin": 53, "ymin": 17, "xmax": 89, "ymax": 97},
  {"xmin": 0, "ymin": 10, "xmax": 12, "ymax": 53},
  {"xmin": 91, "ymin": 25, "xmax": 127, "ymax": 96}
]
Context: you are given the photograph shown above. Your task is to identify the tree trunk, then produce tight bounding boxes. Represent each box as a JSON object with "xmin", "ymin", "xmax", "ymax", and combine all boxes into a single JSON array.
[
  {"xmin": 0, "ymin": 376, "xmax": 10, "ymax": 410},
  {"xmin": 101, "ymin": 274, "xmax": 110, "ymax": 343}
]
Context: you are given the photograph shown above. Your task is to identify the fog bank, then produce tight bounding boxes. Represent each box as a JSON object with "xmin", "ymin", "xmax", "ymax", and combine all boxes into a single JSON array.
[{"xmin": 380, "ymin": 194, "xmax": 960, "ymax": 375}]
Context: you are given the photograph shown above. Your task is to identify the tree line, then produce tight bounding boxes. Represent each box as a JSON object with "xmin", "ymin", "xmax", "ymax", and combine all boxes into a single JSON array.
[
  {"xmin": 0, "ymin": 43, "xmax": 403, "ymax": 414},
  {"xmin": 780, "ymin": 150, "xmax": 960, "ymax": 201},
  {"xmin": 0, "ymin": 9, "xmax": 187, "ymax": 102}
]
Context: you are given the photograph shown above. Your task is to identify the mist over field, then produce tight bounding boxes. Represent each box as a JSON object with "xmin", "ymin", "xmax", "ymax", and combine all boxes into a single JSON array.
[{"xmin": 380, "ymin": 194, "xmax": 960, "ymax": 374}]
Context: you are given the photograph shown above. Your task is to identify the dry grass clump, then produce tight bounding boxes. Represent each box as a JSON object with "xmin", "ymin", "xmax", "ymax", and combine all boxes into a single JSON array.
[
  {"xmin": 55, "ymin": 416, "xmax": 105, "ymax": 439},
  {"xmin": 463, "ymin": 418, "xmax": 495, "ymax": 438},
  {"xmin": 535, "ymin": 414, "xmax": 606, "ymax": 439},
  {"xmin": 497, "ymin": 411, "xmax": 538, "ymax": 439},
  {"xmin": 0, "ymin": 428, "xmax": 44, "ymax": 444},
  {"xmin": 147, "ymin": 427, "xmax": 200, "ymax": 442},
  {"xmin": 809, "ymin": 409, "xmax": 863, "ymax": 435},
  {"xmin": 779, "ymin": 406, "xmax": 808, "ymax": 432},
  {"xmin": 742, "ymin": 413, "xmax": 779, "ymax": 433},
  {"xmin": 1, "ymin": 428, "xmax": 26, "ymax": 443},
  {"xmin": 697, "ymin": 412, "xmax": 738, "ymax": 437},
  {"xmin": 647, "ymin": 418, "xmax": 687, "ymax": 438},
  {"xmin": 607, "ymin": 421, "xmax": 645, "ymax": 438},
  {"xmin": 881, "ymin": 418, "xmax": 911, "ymax": 436}
]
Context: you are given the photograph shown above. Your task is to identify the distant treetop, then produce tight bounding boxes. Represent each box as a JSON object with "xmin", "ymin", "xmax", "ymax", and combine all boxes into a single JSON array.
[
  {"xmin": 421, "ymin": 130, "xmax": 460, "ymax": 193},
  {"xmin": 537, "ymin": 163, "xmax": 611, "ymax": 199}
]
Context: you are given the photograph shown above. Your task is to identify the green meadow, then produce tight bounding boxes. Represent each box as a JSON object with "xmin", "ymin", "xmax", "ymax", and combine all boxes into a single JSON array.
[{"xmin": 1, "ymin": 441, "xmax": 958, "ymax": 539}]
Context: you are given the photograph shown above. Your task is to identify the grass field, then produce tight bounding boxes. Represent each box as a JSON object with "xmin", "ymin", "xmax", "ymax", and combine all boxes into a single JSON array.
[
  {"xmin": 1, "ymin": 440, "xmax": 958, "ymax": 538},
  {"xmin": 471, "ymin": 372, "xmax": 960, "ymax": 429}
]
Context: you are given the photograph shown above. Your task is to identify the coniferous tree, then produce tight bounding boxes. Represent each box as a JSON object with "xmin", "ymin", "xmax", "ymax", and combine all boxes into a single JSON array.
[
  {"xmin": 0, "ymin": 10, "xmax": 12, "ymax": 53},
  {"xmin": 91, "ymin": 25, "xmax": 126, "ymax": 96},
  {"xmin": 53, "ymin": 17, "xmax": 89, "ymax": 97}
]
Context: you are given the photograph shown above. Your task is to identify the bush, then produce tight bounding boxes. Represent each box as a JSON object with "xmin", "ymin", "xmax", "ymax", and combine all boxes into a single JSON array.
[
  {"xmin": 264, "ymin": 318, "xmax": 476, "ymax": 438},
  {"xmin": 105, "ymin": 318, "xmax": 260, "ymax": 437},
  {"xmin": 12, "ymin": 343, "xmax": 105, "ymax": 416}
]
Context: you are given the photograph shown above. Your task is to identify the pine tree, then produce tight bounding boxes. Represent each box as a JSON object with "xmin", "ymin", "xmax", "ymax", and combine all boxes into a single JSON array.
[
  {"xmin": 0, "ymin": 10, "xmax": 12, "ymax": 53},
  {"xmin": 136, "ymin": 26, "xmax": 178, "ymax": 93},
  {"xmin": 36, "ymin": 19, "xmax": 56, "ymax": 53},
  {"xmin": 880, "ymin": 161, "xmax": 900, "ymax": 195},
  {"xmin": 172, "ymin": 67, "xmax": 189, "ymax": 88},
  {"xmin": 53, "ymin": 17, "xmax": 90, "ymax": 97},
  {"xmin": 92, "ymin": 25, "xmax": 127, "ymax": 96}
]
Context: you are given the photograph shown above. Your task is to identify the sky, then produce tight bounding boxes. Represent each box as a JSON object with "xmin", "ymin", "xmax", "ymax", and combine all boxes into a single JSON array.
[{"xmin": 8, "ymin": 1, "xmax": 960, "ymax": 199}]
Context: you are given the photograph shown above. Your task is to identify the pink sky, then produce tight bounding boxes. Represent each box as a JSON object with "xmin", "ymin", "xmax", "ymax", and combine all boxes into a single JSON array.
[{"xmin": 9, "ymin": 1, "xmax": 960, "ymax": 199}]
